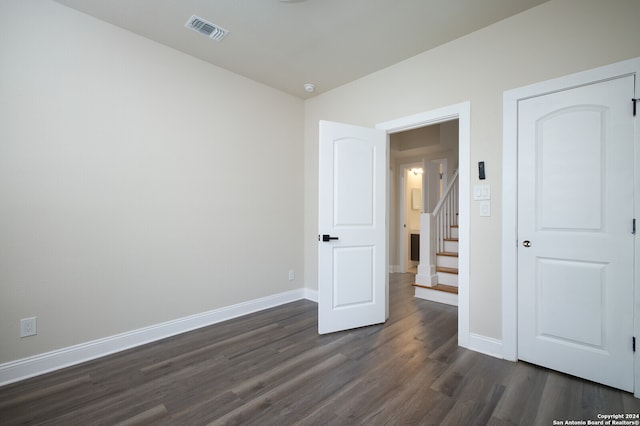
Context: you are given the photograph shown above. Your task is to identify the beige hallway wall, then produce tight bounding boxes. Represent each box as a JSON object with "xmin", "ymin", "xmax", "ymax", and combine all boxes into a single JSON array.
[
  {"xmin": 0, "ymin": 0, "xmax": 304, "ymax": 363},
  {"xmin": 303, "ymin": 0, "xmax": 640, "ymax": 340}
]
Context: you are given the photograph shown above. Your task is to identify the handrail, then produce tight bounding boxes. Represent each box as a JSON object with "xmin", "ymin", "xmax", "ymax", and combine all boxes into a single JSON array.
[
  {"xmin": 415, "ymin": 168, "xmax": 459, "ymax": 287},
  {"xmin": 432, "ymin": 169, "xmax": 459, "ymax": 253},
  {"xmin": 432, "ymin": 168, "xmax": 459, "ymax": 216}
]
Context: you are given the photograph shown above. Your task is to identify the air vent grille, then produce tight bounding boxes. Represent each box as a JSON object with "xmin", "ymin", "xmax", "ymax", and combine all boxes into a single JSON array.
[{"xmin": 185, "ymin": 15, "xmax": 229, "ymax": 41}]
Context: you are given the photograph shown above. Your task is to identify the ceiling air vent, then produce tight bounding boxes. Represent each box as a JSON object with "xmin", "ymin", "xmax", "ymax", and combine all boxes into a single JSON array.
[{"xmin": 185, "ymin": 15, "xmax": 229, "ymax": 41}]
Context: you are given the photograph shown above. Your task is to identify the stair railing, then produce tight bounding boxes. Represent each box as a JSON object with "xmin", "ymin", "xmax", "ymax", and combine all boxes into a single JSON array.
[
  {"xmin": 415, "ymin": 169, "xmax": 459, "ymax": 287},
  {"xmin": 432, "ymin": 169, "xmax": 459, "ymax": 253}
]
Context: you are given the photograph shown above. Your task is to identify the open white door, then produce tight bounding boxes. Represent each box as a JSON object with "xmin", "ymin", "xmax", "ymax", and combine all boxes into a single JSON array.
[
  {"xmin": 318, "ymin": 120, "xmax": 387, "ymax": 334},
  {"xmin": 517, "ymin": 75, "xmax": 635, "ymax": 391}
]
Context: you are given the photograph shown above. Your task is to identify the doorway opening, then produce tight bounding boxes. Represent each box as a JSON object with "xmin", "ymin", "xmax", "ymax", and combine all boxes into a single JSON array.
[
  {"xmin": 390, "ymin": 122, "xmax": 458, "ymax": 277},
  {"xmin": 376, "ymin": 101, "xmax": 471, "ymax": 348}
]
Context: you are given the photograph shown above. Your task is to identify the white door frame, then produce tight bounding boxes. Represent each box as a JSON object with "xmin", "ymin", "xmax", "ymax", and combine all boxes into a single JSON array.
[
  {"xmin": 502, "ymin": 57, "xmax": 640, "ymax": 395},
  {"xmin": 397, "ymin": 161, "xmax": 425, "ymax": 273},
  {"xmin": 378, "ymin": 101, "xmax": 471, "ymax": 348}
]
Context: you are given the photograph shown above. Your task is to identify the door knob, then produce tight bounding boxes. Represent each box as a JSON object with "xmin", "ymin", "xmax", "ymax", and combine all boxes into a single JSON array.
[
  {"xmin": 522, "ymin": 240, "xmax": 531, "ymax": 248},
  {"xmin": 321, "ymin": 234, "xmax": 339, "ymax": 242}
]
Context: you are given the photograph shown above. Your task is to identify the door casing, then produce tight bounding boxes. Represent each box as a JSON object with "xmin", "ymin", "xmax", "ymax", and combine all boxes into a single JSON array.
[
  {"xmin": 502, "ymin": 56, "xmax": 640, "ymax": 396},
  {"xmin": 397, "ymin": 161, "xmax": 425, "ymax": 274},
  {"xmin": 377, "ymin": 101, "xmax": 471, "ymax": 348}
]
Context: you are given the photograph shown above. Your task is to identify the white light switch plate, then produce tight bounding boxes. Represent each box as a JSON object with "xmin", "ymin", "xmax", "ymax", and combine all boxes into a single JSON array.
[
  {"xmin": 473, "ymin": 184, "xmax": 491, "ymax": 200},
  {"xmin": 480, "ymin": 200, "xmax": 491, "ymax": 217}
]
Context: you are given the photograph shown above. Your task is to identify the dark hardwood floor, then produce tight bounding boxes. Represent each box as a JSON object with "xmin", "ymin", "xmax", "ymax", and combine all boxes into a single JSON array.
[{"xmin": 1, "ymin": 273, "xmax": 639, "ymax": 425}]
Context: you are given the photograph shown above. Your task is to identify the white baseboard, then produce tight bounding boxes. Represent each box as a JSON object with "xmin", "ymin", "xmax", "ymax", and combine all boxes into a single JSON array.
[
  {"xmin": 414, "ymin": 286, "xmax": 458, "ymax": 306},
  {"xmin": 468, "ymin": 333, "xmax": 503, "ymax": 359},
  {"xmin": 415, "ymin": 272, "xmax": 438, "ymax": 286},
  {"xmin": 0, "ymin": 289, "xmax": 310, "ymax": 387},
  {"xmin": 304, "ymin": 288, "xmax": 318, "ymax": 303}
]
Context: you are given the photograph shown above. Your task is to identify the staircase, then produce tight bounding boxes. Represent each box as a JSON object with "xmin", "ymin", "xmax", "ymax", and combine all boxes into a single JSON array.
[
  {"xmin": 414, "ymin": 224, "xmax": 458, "ymax": 305},
  {"xmin": 413, "ymin": 169, "xmax": 458, "ymax": 306}
]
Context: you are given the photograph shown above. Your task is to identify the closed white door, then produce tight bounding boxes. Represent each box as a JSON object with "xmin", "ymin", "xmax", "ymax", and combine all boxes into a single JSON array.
[
  {"xmin": 318, "ymin": 120, "xmax": 387, "ymax": 334},
  {"xmin": 517, "ymin": 75, "xmax": 635, "ymax": 391}
]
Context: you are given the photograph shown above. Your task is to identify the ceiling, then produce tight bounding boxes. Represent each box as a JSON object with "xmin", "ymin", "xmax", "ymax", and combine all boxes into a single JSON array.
[{"xmin": 52, "ymin": 0, "xmax": 548, "ymax": 99}]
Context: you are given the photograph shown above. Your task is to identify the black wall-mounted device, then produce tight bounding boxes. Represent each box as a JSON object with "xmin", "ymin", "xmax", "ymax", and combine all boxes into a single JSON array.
[{"xmin": 478, "ymin": 161, "xmax": 486, "ymax": 180}]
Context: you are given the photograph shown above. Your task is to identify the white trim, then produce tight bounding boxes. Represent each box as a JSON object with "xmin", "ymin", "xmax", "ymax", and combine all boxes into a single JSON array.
[
  {"xmin": 398, "ymin": 160, "xmax": 425, "ymax": 274},
  {"xmin": 468, "ymin": 333, "xmax": 503, "ymax": 359},
  {"xmin": 414, "ymin": 286, "xmax": 458, "ymax": 306},
  {"xmin": 0, "ymin": 289, "xmax": 310, "ymax": 386},
  {"xmin": 377, "ymin": 101, "xmax": 471, "ymax": 350},
  {"xmin": 502, "ymin": 57, "xmax": 640, "ymax": 394},
  {"xmin": 303, "ymin": 288, "xmax": 318, "ymax": 303},
  {"xmin": 397, "ymin": 166, "xmax": 408, "ymax": 273}
]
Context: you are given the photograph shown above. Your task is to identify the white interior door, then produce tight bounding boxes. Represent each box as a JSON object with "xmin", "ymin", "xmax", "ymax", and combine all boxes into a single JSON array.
[
  {"xmin": 318, "ymin": 120, "xmax": 387, "ymax": 334},
  {"xmin": 517, "ymin": 75, "xmax": 635, "ymax": 391}
]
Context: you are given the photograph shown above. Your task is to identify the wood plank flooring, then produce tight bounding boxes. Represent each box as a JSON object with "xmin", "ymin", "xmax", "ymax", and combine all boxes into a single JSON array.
[{"xmin": 1, "ymin": 273, "xmax": 639, "ymax": 425}]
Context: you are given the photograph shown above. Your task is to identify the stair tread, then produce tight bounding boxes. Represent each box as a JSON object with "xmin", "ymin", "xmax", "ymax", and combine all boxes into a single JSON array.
[
  {"xmin": 450, "ymin": 225, "xmax": 459, "ymax": 228},
  {"xmin": 437, "ymin": 251, "xmax": 458, "ymax": 258},
  {"xmin": 443, "ymin": 237, "xmax": 459, "ymax": 242},
  {"xmin": 436, "ymin": 266, "xmax": 458, "ymax": 274},
  {"xmin": 413, "ymin": 283, "xmax": 458, "ymax": 294}
]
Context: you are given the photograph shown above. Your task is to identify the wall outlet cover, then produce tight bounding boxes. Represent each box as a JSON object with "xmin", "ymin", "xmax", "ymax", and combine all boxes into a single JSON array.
[
  {"xmin": 480, "ymin": 200, "xmax": 491, "ymax": 217},
  {"xmin": 20, "ymin": 317, "xmax": 37, "ymax": 338}
]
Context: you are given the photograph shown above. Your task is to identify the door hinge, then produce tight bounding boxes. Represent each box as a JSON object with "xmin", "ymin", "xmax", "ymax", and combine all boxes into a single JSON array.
[
  {"xmin": 633, "ymin": 98, "xmax": 639, "ymax": 117},
  {"xmin": 633, "ymin": 336, "xmax": 636, "ymax": 352},
  {"xmin": 633, "ymin": 219, "xmax": 636, "ymax": 235}
]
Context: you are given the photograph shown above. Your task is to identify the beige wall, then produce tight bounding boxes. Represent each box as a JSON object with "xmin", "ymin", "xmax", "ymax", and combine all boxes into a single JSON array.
[
  {"xmin": 0, "ymin": 0, "xmax": 304, "ymax": 363},
  {"xmin": 2, "ymin": 0, "xmax": 640, "ymax": 366},
  {"xmin": 303, "ymin": 0, "xmax": 640, "ymax": 339},
  {"xmin": 440, "ymin": 120, "xmax": 459, "ymax": 181}
]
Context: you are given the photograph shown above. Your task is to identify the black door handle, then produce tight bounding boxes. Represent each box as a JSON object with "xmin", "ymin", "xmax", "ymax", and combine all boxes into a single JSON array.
[{"xmin": 321, "ymin": 234, "xmax": 339, "ymax": 242}]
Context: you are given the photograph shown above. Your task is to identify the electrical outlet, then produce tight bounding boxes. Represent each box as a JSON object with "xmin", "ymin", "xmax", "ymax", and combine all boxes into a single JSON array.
[
  {"xmin": 20, "ymin": 317, "xmax": 37, "ymax": 338},
  {"xmin": 288, "ymin": 269, "xmax": 295, "ymax": 281},
  {"xmin": 480, "ymin": 200, "xmax": 491, "ymax": 217}
]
